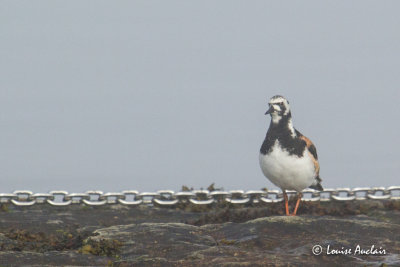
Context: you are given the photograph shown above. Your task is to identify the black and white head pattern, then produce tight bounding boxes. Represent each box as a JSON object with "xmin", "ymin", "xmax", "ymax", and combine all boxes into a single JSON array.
[{"xmin": 267, "ymin": 95, "xmax": 291, "ymax": 124}]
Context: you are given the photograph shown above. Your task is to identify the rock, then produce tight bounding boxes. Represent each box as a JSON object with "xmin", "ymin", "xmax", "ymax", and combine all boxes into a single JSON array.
[
  {"xmin": 0, "ymin": 200, "xmax": 399, "ymax": 266},
  {"xmin": 0, "ymin": 251, "xmax": 112, "ymax": 266},
  {"xmin": 88, "ymin": 222, "xmax": 216, "ymax": 261},
  {"xmin": 99, "ymin": 215, "xmax": 399, "ymax": 266}
]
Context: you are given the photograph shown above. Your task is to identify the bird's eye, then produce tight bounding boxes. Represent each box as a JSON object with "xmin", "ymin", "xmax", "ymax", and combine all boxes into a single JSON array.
[{"xmin": 279, "ymin": 102, "xmax": 284, "ymax": 106}]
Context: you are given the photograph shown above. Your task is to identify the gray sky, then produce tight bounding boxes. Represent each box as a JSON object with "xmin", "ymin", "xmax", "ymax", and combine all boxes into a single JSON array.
[{"xmin": 1, "ymin": 1, "xmax": 399, "ymax": 193}]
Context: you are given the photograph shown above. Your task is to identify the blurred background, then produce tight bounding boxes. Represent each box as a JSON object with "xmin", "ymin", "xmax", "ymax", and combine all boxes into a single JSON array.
[{"xmin": 1, "ymin": 1, "xmax": 399, "ymax": 193}]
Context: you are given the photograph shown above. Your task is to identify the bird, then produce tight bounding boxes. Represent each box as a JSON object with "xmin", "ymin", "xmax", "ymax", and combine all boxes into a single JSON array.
[{"xmin": 259, "ymin": 95, "xmax": 323, "ymax": 216}]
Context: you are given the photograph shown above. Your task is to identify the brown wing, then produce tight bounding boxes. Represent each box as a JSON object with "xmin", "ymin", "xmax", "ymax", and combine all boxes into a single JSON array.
[{"xmin": 297, "ymin": 133, "xmax": 320, "ymax": 176}]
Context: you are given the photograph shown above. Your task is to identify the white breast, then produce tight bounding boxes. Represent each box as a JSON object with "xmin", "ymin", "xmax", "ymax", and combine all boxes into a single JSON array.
[{"xmin": 259, "ymin": 141, "xmax": 316, "ymax": 192}]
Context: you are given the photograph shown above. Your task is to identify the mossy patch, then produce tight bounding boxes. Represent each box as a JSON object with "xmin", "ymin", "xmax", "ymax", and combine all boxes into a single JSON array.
[
  {"xmin": 3, "ymin": 228, "xmax": 92, "ymax": 252},
  {"xmin": 219, "ymin": 238, "xmax": 237, "ymax": 245},
  {"xmin": 0, "ymin": 203, "xmax": 10, "ymax": 212},
  {"xmin": 79, "ymin": 238, "xmax": 122, "ymax": 257}
]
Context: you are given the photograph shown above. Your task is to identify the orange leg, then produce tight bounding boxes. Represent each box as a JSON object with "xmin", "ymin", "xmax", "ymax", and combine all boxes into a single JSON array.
[
  {"xmin": 291, "ymin": 193, "xmax": 303, "ymax": 216},
  {"xmin": 283, "ymin": 190, "xmax": 290, "ymax": 216}
]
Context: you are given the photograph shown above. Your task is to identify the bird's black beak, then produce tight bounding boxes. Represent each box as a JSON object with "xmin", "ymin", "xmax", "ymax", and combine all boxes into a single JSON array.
[{"xmin": 265, "ymin": 105, "xmax": 274, "ymax": 115}]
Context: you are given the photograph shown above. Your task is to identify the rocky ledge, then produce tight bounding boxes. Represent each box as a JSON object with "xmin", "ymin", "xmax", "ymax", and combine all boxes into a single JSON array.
[{"xmin": 0, "ymin": 200, "xmax": 399, "ymax": 266}]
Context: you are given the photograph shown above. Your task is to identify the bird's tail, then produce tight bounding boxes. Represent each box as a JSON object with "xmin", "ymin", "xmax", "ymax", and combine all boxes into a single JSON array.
[{"xmin": 309, "ymin": 176, "xmax": 323, "ymax": 191}]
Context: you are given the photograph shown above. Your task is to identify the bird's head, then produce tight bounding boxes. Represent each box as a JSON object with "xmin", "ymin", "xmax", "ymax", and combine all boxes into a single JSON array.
[{"xmin": 265, "ymin": 95, "xmax": 291, "ymax": 122}]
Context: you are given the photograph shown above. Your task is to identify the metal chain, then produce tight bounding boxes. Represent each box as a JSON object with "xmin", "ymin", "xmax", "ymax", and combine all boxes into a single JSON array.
[{"xmin": 0, "ymin": 186, "xmax": 399, "ymax": 207}]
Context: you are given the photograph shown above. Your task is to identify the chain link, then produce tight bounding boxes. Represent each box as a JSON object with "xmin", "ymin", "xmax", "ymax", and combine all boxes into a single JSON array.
[{"xmin": 0, "ymin": 186, "xmax": 398, "ymax": 207}]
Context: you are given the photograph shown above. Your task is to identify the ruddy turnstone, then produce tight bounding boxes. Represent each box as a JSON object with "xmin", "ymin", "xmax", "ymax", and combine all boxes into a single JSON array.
[{"xmin": 259, "ymin": 95, "xmax": 323, "ymax": 216}]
